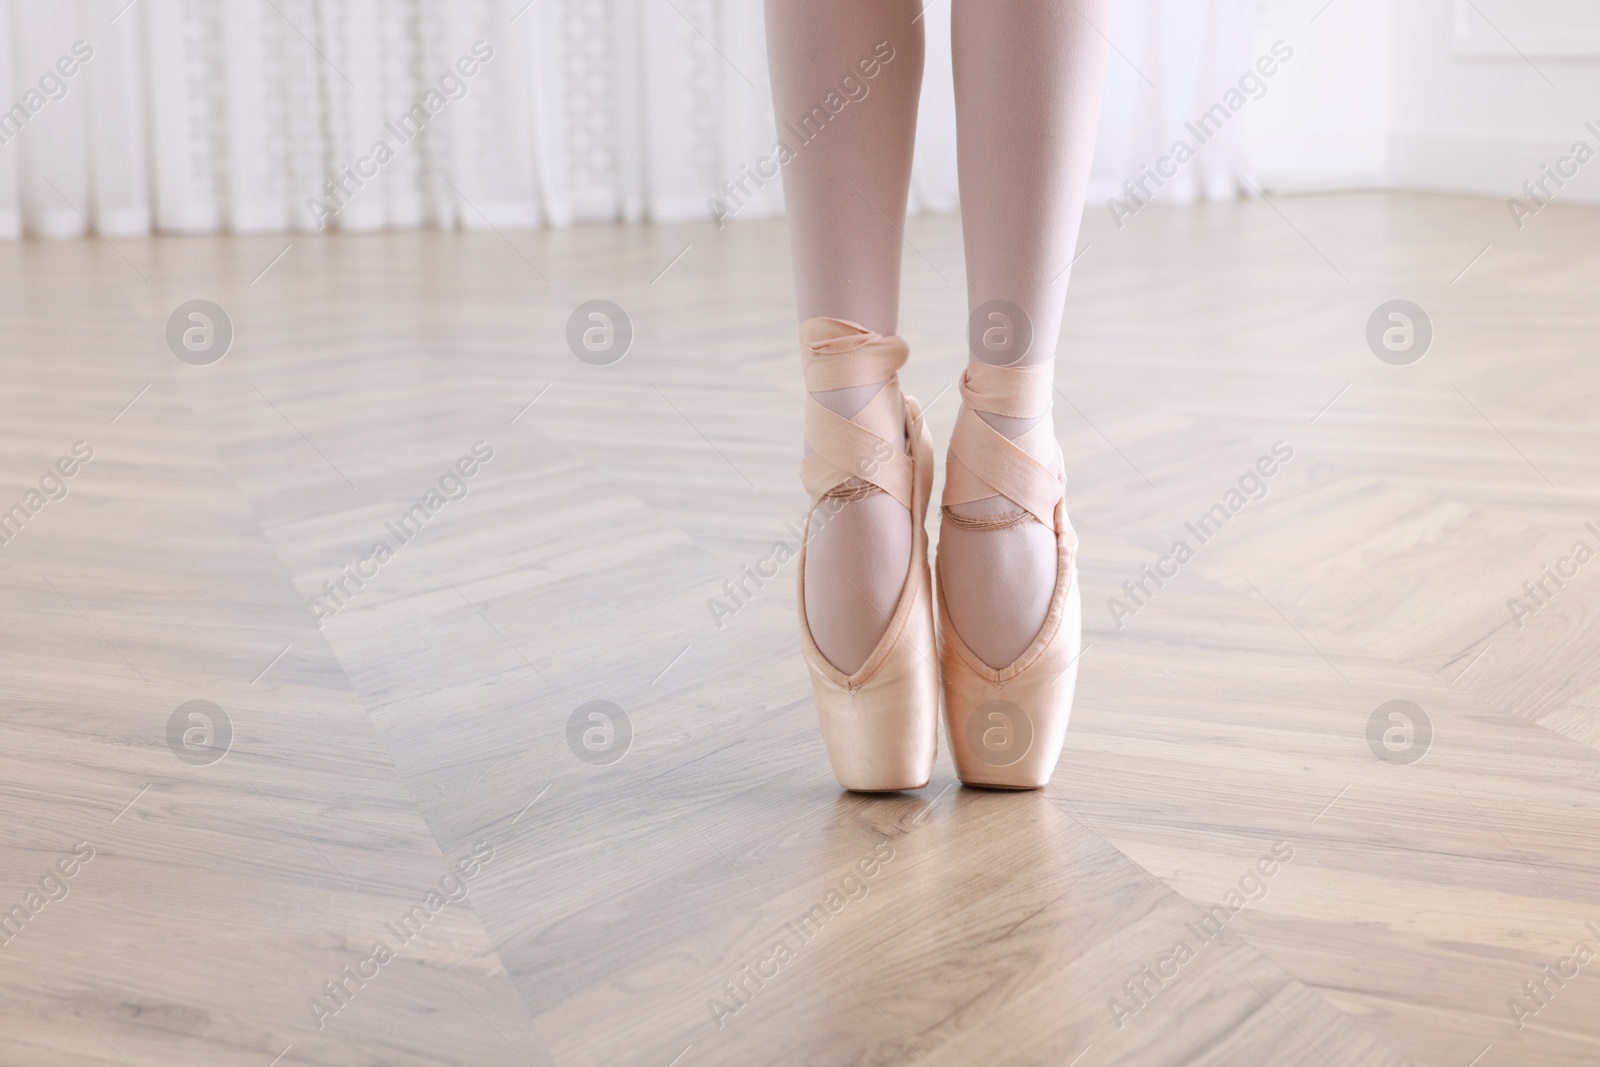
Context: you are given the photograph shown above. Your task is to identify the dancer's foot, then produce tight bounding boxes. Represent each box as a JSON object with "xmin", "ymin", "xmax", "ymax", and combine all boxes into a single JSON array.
[
  {"xmin": 935, "ymin": 359, "xmax": 1080, "ymax": 790},
  {"xmin": 937, "ymin": 487, "xmax": 1057, "ymax": 670},
  {"xmin": 800, "ymin": 335, "xmax": 912, "ymax": 676},
  {"xmin": 804, "ymin": 455, "xmax": 910, "ymax": 676},
  {"xmin": 937, "ymin": 370, "xmax": 1061, "ymax": 669},
  {"xmin": 796, "ymin": 317, "xmax": 939, "ymax": 792}
]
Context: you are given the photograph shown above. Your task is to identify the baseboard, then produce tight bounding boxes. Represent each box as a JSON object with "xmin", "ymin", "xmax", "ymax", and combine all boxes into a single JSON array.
[
  {"xmin": 1253, "ymin": 131, "xmax": 1394, "ymax": 193},
  {"xmin": 1394, "ymin": 130, "xmax": 1600, "ymax": 204},
  {"xmin": 1250, "ymin": 129, "xmax": 1600, "ymax": 206}
]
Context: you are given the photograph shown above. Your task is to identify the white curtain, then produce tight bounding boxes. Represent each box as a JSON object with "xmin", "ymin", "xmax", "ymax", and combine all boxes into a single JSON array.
[
  {"xmin": 1087, "ymin": 0, "xmax": 1259, "ymax": 206},
  {"xmin": 0, "ymin": 0, "xmax": 1254, "ymax": 240}
]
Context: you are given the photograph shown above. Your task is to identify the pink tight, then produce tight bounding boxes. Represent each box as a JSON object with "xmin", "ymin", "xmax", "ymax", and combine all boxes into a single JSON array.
[{"xmin": 767, "ymin": 0, "xmax": 1109, "ymax": 673}]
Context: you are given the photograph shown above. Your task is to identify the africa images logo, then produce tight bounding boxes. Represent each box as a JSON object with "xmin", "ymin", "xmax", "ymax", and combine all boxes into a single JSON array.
[{"xmin": 966, "ymin": 700, "xmax": 1033, "ymax": 767}]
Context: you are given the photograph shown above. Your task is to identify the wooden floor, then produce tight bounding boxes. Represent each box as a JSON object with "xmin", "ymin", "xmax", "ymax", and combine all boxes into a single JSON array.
[{"xmin": 1, "ymin": 191, "xmax": 1599, "ymax": 1066}]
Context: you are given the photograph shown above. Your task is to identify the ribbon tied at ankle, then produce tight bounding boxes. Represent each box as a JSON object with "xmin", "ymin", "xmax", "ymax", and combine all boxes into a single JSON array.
[
  {"xmin": 800, "ymin": 317, "xmax": 914, "ymax": 510},
  {"xmin": 942, "ymin": 360, "xmax": 1061, "ymax": 529}
]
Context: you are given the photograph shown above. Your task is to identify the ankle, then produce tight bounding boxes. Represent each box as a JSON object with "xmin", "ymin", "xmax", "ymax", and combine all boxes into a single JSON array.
[{"xmin": 808, "ymin": 379, "xmax": 908, "ymax": 453}]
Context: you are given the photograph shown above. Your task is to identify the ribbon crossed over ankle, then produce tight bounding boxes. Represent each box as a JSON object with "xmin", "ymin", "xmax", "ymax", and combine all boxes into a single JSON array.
[
  {"xmin": 943, "ymin": 361, "xmax": 1062, "ymax": 529},
  {"xmin": 800, "ymin": 317, "xmax": 914, "ymax": 510}
]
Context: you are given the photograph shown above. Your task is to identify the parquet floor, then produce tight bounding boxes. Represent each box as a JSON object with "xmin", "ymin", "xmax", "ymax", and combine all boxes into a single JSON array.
[{"xmin": 1, "ymin": 191, "xmax": 1598, "ymax": 1066}]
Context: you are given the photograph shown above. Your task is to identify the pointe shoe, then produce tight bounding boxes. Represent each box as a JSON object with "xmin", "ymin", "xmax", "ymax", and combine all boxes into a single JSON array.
[
  {"xmin": 795, "ymin": 318, "xmax": 939, "ymax": 792},
  {"xmin": 936, "ymin": 361, "xmax": 1082, "ymax": 789}
]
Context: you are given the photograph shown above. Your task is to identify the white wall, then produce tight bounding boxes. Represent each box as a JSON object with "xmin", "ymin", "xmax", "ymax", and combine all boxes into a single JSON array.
[
  {"xmin": 1250, "ymin": 0, "xmax": 1397, "ymax": 190},
  {"xmin": 1253, "ymin": 0, "xmax": 1600, "ymax": 210}
]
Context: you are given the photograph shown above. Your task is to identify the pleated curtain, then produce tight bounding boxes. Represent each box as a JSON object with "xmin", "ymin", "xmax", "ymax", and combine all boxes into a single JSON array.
[{"xmin": 0, "ymin": 0, "xmax": 1254, "ymax": 239}]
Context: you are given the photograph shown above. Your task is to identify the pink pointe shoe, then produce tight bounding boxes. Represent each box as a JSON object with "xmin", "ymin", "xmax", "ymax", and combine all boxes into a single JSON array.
[
  {"xmin": 795, "ymin": 318, "xmax": 939, "ymax": 792},
  {"xmin": 937, "ymin": 361, "xmax": 1082, "ymax": 789}
]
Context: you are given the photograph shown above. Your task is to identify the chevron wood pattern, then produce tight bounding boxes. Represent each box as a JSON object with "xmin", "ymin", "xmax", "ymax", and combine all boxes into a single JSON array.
[{"xmin": 1, "ymin": 191, "xmax": 1598, "ymax": 1066}]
